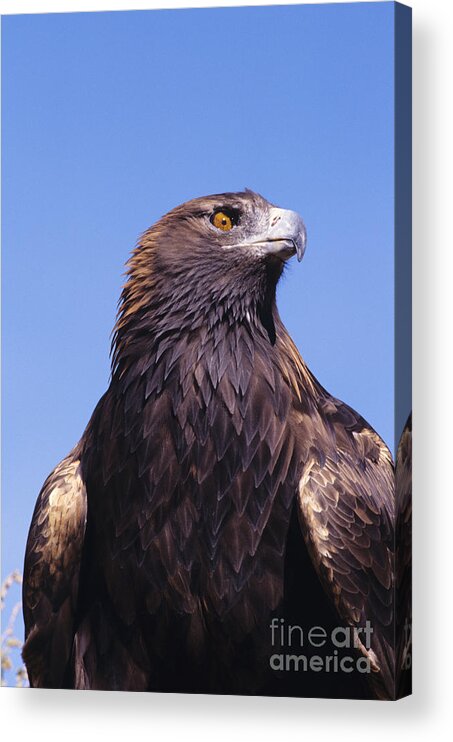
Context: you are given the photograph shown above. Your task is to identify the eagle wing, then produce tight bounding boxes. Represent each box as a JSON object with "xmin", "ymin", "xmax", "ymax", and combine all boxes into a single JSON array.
[
  {"xmin": 22, "ymin": 449, "xmax": 87, "ymax": 688},
  {"xmin": 395, "ymin": 413, "xmax": 412, "ymax": 696},
  {"xmin": 295, "ymin": 399, "xmax": 395, "ymax": 699}
]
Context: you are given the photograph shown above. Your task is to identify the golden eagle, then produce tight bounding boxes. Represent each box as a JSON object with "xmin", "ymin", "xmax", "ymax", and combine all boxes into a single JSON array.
[{"xmin": 23, "ymin": 191, "xmax": 400, "ymax": 698}]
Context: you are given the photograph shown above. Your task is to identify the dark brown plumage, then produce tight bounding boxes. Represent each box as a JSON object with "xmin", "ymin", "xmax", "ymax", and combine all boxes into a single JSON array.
[
  {"xmin": 23, "ymin": 190, "xmax": 401, "ymax": 698},
  {"xmin": 395, "ymin": 413, "xmax": 412, "ymax": 697}
]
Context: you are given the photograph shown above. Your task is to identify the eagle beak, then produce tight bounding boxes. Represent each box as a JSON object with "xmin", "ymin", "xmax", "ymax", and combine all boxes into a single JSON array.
[
  {"xmin": 265, "ymin": 207, "xmax": 307, "ymax": 262},
  {"xmin": 236, "ymin": 207, "xmax": 307, "ymax": 262}
]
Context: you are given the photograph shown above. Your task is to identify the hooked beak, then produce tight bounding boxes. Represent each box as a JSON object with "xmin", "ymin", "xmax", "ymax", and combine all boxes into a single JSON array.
[{"xmin": 246, "ymin": 207, "xmax": 307, "ymax": 262}]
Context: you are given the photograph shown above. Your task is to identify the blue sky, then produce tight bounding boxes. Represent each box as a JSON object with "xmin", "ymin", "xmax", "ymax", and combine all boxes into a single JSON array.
[{"xmin": 2, "ymin": 2, "xmax": 396, "ymax": 671}]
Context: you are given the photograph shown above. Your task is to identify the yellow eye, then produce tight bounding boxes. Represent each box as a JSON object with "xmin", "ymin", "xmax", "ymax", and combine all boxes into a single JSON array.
[{"xmin": 211, "ymin": 211, "xmax": 234, "ymax": 231}]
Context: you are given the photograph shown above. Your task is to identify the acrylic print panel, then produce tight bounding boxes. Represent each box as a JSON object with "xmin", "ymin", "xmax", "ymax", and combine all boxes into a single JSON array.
[{"xmin": 1, "ymin": 2, "xmax": 411, "ymax": 698}]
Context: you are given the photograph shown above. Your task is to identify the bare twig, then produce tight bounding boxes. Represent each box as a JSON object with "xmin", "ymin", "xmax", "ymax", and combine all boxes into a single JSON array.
[{"xmin": 1, "ymin": 571, "xmax": 28, "ymax": 687}]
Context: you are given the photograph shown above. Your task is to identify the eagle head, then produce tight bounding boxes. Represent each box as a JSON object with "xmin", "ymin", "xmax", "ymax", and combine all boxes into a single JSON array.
[
  {"xmin": 148, "ymin": 189, "xmax": 307, "ymax": 273},
  {"xmin": 113, "ymin": 190, "xmax": 307, "ymax": 364}
]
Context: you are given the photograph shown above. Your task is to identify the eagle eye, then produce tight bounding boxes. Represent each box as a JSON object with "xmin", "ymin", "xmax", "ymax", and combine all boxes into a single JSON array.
[{"xmin": 210, "ymin": 209, "xmax": 238, "ymax": 232}]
